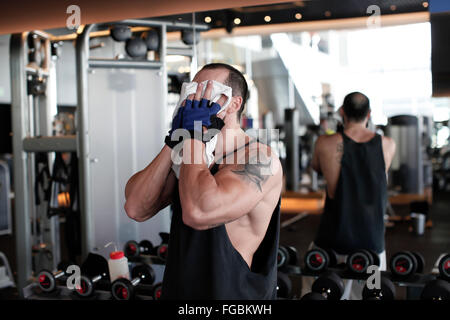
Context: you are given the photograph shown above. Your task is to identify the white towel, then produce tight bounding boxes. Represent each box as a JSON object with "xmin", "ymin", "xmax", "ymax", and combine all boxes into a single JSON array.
[{"xmin": 171, "ymin": 80, "xmax": 233, "ymax": 178}]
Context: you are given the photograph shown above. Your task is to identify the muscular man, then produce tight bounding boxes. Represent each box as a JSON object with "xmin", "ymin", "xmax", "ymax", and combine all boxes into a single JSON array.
[
  {"xmin": 124, "ymin": 63, "xmax": 283, "ymax": 299},
  {"xmin": 303, "ymin": 92, "xmax": 396, "ymax": 299}
]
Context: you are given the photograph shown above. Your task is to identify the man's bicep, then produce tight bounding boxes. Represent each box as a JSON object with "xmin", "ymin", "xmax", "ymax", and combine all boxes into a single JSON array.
[
  {"xmin": 197, "ymin": 157, "xmax": 279, "ymax": 228},
  {"xmin": 202, "ymin": 171, "xmax": 269, "ymax": 227}
]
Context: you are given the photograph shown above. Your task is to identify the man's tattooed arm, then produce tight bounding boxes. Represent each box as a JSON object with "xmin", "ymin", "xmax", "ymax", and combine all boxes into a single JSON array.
[{"xmin": 231, "ymin": 154, "xmax": 273, "ymax": 192}]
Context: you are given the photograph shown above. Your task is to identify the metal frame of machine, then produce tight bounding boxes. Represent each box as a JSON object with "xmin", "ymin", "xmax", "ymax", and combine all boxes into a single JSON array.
[{"xmin": 11, "ymin": 19, "xmax": 208, "ymax": 296}]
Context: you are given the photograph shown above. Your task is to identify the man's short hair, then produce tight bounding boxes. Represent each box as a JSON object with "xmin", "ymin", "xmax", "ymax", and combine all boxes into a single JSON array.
[
  {"xmin": 200, "ymin": 63, "xmax": 249, "ymax": 121},
  {"xmin": 342, "ymin": 92, "xmax": 370, "ymax": 122}
]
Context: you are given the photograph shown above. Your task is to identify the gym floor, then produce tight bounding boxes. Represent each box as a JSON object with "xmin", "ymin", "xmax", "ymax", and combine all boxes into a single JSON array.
[{"xmin": 280, "ymin": 190, "xmax": 450, "ymax": 299}]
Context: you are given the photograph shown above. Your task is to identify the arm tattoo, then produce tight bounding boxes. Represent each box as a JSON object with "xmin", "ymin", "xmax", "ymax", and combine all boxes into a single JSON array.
[
  {"xmin": 231, "ymin": 155, "xmax": 273, "ymax": 192},
  {"xmin": 336, "ymin": 142, "xmax": 343, "ymax": 164}
]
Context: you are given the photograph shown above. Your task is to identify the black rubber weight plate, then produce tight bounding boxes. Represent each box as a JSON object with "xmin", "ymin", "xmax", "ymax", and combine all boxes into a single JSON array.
[
  {"xmin": 438, "ymin": 254, "xmax": 450, "ymax": 281},
  {"xmin": 421, "ymin": 279, "xmax": 450, "ymax": 300},
  {"xmin": 312, "ymin": 271, "xmax": 344, "ymax": 300},
  {"xmin": 277, "ymin": 272, "xmax": 292, "ymax": 299}
]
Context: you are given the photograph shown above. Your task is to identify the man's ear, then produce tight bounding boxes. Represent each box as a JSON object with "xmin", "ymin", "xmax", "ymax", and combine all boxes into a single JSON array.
[
  {"xmin": 367, "ymin": 110, "xmax": 371, "ymax": 121},
  {"xmin": 338, "ymin": 106, "xmax": 344, "ymax": 118},
  {"xmin": 226, "ymin": 96, "xmax": 242, "ymax": 114}
]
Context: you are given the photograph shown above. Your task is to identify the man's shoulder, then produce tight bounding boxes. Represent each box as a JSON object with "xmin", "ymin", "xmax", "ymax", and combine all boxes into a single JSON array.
[
  {"xmin": 316, "ymin": 133, "xmax": 343, "ymax": 149},
  {"xmin": 381, "ymin": 135, "xmax": 396, "ymax": 153}
]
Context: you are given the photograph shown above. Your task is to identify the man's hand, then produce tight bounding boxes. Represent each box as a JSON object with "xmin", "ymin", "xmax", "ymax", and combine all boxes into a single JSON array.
[{"xmin": 165, "ymin": 81, "xmax": 226, "ymax": 148}]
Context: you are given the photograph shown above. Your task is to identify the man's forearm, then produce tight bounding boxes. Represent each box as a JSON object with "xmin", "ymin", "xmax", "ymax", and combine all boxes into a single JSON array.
[
  {"xmin": 124, "ymin": 145, "xmax": 173, "ymax": 219},
  {"xmin": 179, "ymin": 139, "xmax": 218, "ymax": 212}
]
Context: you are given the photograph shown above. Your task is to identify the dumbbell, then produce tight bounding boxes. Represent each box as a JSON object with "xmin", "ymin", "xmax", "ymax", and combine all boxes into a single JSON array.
[
  {"xmin": 75, "ymin": 272, "xmax": 107, "ymax": 298},
  {"xmin": 300, "ymin": 292, "xmax": 327, "ymax": 300},
  {"xmin": 304, "ymin": 247, "xmax": 337, "ymax": 273},
  {"xmin": 421, "ymin": 279, "xmax": 450, "ymax": 300},
  {"xmin": 347, "ymin": 249, "xmax": 380, "ymax": 274},
  {"xmin": 438, "ymin": 253, "xmax": 450, "ymax": 281},
  {"xmin": 156, "ymin": 243, "xmax": 169, "ymax": 262},
  {"xmin": 362, "ymin": 276, "xmax": 396, "ymax": 300},
  {"xmin": 124, "ymin": 240, "xmax": 154, "ymax": 259},
  {"xmin": 390, "ymin": 251, "xmax": 423, "ymax": 278},
  {"xmin": 277, "ymin": 245, "xmax": 299, "ymax": 269},
  {"xmin": 37, "ymin": 269, "xmax": 68, "ymax": 293},
  {"xmin": 111, "ymin": 263, "xmax": 156, "ymax": 300},
  {"xmin": 131, "ymin": 263, "xmax": 156, "ymax": 285},
  {"xmin": 153, "ymin": 282, "xmax": 163, "ymax": 300},
  {"xmin": 311, "ymin": 271, "xmax": 344, "ymax": 300},
  {"xmin": 276, "ymin": 272, "xmax": 292, "ymax": 299}
]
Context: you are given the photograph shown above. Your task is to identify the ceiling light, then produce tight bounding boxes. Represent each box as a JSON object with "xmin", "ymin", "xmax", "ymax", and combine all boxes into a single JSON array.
[
  {"xmin": 234, "ymin": 18, "xmax": 241, "ymax": 25},
  {"xmin": 295, "ymin": 13, "xmax": 302, "ymax": 20},
  {"xmin": 204, "ymin": 16, "xmax": 212, "ymax": 23},
  {"xmin": 422, "ymin": 2, "xmax": 429, "ymax": 8},
  {"xmin": 324, "ymin": 11, "xmax": 331, "ymax": 17},
  {"xmin": 264, "ymin": 15, "xmax": 271, "ymax": 23}
]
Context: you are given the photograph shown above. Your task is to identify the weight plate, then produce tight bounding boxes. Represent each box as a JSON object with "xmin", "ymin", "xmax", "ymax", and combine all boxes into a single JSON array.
[
  {"xmin": 138, "ymin": 240, "xmax": 154, "ymax": 255},
  {"xmin": 367, "ymin": 249, "xmax": 381, "ymax": 268},
  {"xmin": 390, "ymin": 251, "xmax": 417, "ymax": 277},
  {"xmin": 421, "ymin": 279, "xmax": 450, "ymax": 300},
  {"xmin": 131, "ymin": 263, "xmax": 156, "ymax": 285},
  {"xmin": 157, "ymin": 244, "xmax": 169, "ymax": 261},
  {"xmin": 153, "ymin": 283, "xmax": 163, "ymax": 300},
  {"xmin": 411, "ymin": 252, "xmax": 425, "ymax": 274},
  {"xmin": 312, "ymin": 271, "xmax": 344, "ymax": 301},
  {"xmin": 76, "ymin": 275, "xmax": 94, "ymax": 297},
  {"xmin": 325, "ymin": 248, "xmax": 338, "ymax": 267},
  {"xmin": 276, "ymin": 272, "xmax": 292, "ymax": 299},
  {"xmin": 277, "ymin": 246, "xmax": 290, "ymax": 268},
  {"xmin": 438, "ymin": 253, "xmax": 450, "ymax": 281},
  {"xmin": 300, "ymin": 292, "xmax": 327, "ymax": 301},
  {"xmin": 37, "ymin": 269, "xmax": 56, "ymax": 292},
  {"xmin": 124, "ymin": 240, "xmax": 139, "ymax": 258},
  {"xmin": 286, "ymin": 246, "xmax": 299, "ymax": 266},
  {"xmin": 111, "ymin": 279, "xmax": 132, "ymax": 300},
  {"xmin": 362, "ymin": 276, "xmax": 396, "ymax": 300},
  {"xmin": 304, "ymin": 248, "xmax": 330, "ymax": 272},
  {"xmin": 347, "ymin": 250, "xmax": 372, "ymax": 273}
]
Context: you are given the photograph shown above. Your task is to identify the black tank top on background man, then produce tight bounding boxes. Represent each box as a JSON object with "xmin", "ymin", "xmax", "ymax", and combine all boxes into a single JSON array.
[
  {"xmin": 161, "ymin": 140, "xmax": 281, "ymax": 300},
  {"xmin": 315, "ymin": 132, "xmax": 387, "ymax": 254}
]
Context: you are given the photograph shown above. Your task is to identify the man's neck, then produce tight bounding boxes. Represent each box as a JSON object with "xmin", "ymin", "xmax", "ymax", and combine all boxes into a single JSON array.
[{"xmin": 344, "ymin": 121, "xmax": 367, "ymax": 131}]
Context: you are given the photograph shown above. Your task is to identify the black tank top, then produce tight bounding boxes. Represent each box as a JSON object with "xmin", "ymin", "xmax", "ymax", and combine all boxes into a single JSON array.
[
  {"xmin": 315, "ymin": 132, "xmax": 387, "ymax": 254},
  {"xmin": 161, "ymin": 140, "xmax": 281, "ymax": 300}
]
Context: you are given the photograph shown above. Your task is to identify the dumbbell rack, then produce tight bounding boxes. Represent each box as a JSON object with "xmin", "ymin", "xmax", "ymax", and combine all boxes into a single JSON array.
[
  {"xmin": 23, "ymin": 256, "xmax": 165, "ymax": 300},
  {"xmin": 22, "ymin": 283, "xmax": 155, "ymax": 300},
  {"xmin": 297, "ymin": 265, "xmax": 437, "ymax": 299}
]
